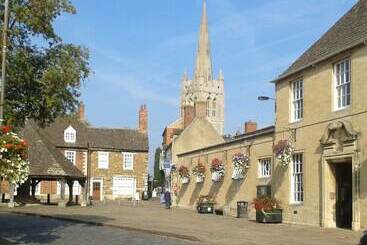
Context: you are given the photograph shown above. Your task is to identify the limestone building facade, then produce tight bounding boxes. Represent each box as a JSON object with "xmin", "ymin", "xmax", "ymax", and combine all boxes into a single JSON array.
[{"xmin": 171, "ymin": 0, "xmax": 367, "ymax": 231}]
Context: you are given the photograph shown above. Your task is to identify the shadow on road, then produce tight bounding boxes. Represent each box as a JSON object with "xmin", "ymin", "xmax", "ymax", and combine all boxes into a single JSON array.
[{"xmin": 0, "ymin": 213, "xmax": 113, "ymax": 244}]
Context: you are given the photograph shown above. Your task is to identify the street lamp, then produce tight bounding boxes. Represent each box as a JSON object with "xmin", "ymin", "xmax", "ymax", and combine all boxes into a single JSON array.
[{"xmin": 257, "ymin": 96, "xmax": 275, "ymax": 101}]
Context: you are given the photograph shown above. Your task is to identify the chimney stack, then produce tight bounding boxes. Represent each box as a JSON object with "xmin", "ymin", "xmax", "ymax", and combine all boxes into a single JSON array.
[
  {"xmin": 183, "ymin": 105, "xmax": 195, "ymax": 129},
  {"xmin": 139, "ymin": 104, "xmax": 148, "ymax": 134},
  {"xmin": 244, "ymin": 121, "xmax": 257, "ymax": 134},
  {"xmin": 78, "ymin": 102, "xmax": 86, "ymax": 123}
]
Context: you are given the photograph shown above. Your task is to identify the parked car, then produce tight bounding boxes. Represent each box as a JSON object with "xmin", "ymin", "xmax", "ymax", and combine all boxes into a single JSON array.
[{"xmin": 196, "ymin": 195, "xmax": 214, "ymax": 214}]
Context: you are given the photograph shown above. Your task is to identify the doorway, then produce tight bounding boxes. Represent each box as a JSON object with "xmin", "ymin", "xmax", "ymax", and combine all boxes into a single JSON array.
[
  {"xmin": 334, "ymin": 163, "xmax": 352, "ymax": 229},
  {"xmin": 92, "ymin": 181, "xmax": 101, "ymax": 201}
]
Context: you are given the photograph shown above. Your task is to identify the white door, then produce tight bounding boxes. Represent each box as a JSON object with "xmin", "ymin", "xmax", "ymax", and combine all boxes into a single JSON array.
[{"xmin": 113, "ymin": 177, "xmax": 135, "ymax": 197}]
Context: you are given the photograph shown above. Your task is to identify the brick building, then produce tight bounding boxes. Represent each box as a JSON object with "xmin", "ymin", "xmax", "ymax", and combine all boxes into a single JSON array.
[{"xmin": 1, "ymin": 104, "xmax": 149, "ymax": 203}]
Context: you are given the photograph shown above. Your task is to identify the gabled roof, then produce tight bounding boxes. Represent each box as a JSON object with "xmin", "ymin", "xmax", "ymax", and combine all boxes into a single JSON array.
[
  {"xmin": 41, "ymin": 117, "xmax": 89, "ymax": 148},
  {"xmin": 275, "ymin": 0, "xmax": 367, "ymax": 82},
  {"xmin": 87, "ymin": 128, "xmax": 148, "ymax": 152},
  {"xmin": 22, "ymin": 121, "xmax": 85, "ymax": 179},
  {"xmin": 40, "ymin": 117, "xmax": 149, "ymax": 152}
]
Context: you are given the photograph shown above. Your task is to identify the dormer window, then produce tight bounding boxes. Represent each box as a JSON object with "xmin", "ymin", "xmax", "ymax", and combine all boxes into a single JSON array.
[{"xmin": 64, "ymin": 126, "xmax": 76, "ymax": 143}]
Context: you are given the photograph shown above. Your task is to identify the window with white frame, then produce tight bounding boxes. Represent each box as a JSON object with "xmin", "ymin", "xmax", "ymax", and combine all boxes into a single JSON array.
[
  {"xmin": 123, "ymin": 152, "xmax": 134, "ymax": 170},
  {"xmin": 65, "ymin": 151, "xmax": 76, "ymax": 165},
  {"xmin": 291, "ymin": 79, "xmax": 303, "ymax": 121},
  {"xmin": 334, "ymin": 59, "xmax": 351, "ymax": 110},
  {"xmin": 64, "ymin": 126, "xmax": 76, "ymax": 143},
  {"xmin": 291, "ymin": 153, "xmax": 304, "ymax": 203},
  {"xmin": 259, "ymin": 158, "xmax": 271, "ymax": 178},
  {"xmin": 98, "ymin": 152, "xmax": 109, "ymax": 169}
]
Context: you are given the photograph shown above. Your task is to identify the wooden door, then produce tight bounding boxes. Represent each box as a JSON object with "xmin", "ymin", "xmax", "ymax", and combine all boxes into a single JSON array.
[{"xmin": 92, "ymin": 182, "xmax": 101, "ymax": 200}]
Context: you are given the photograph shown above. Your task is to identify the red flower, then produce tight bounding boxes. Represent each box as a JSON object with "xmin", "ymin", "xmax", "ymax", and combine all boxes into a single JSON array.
[
  {"xmin": 4, "ymin": 143, "xmax": 14, "ymax": 150},
  {"xmin": 1, "ymin": 125, "xmax": 12, "ymax": 134}
]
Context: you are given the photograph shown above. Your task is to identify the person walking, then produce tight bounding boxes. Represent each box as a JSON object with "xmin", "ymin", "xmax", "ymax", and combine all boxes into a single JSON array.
[{"xmin": 164, "ymin": 190, "xmax": 171, "ymax": 209}]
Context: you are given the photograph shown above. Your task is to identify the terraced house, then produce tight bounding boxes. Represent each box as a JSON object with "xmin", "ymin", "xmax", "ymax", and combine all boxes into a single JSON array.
[{"xmin": 172, "ymin": 0, "xmax": 367, "ymax": 231}]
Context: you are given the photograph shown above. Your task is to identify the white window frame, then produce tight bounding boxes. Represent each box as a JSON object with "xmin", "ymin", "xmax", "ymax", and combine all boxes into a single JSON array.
[
  {"xmin": 98, "ymin": 151, "xmax": 109, "ymax": 169},
  {"xmin": 65, "ymin": 150, "xmax": 76, "ymax": 165},
  {"xmin": 334, "ymin": 59, "xmax": 351, "ymax": 110},
  {"xmin": 291, "ymin": 153, "xmax": 304, "ymax": 204},
  {"xmin": 64, "ymin": 126, "xmax": 76, "ymax": 143},
  {"xmin": 258, "ymin": 158, "xmax": 272, "ymax": 178},
  {"xmin": 122, "ymin": 152, "xmax": 134, "ymax": 170},
  {"xmin": 291, "ymin": 79, "xmax": 303, "ymax": 122}
]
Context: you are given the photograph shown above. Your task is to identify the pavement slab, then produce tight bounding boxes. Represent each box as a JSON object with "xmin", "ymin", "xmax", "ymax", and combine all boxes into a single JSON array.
[{"xmin": 0, "ymin": 200, "xmax": 362, "ymax": 245}]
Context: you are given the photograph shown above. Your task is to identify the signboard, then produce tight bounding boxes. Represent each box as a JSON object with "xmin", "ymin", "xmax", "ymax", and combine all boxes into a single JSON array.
[{"xmin": 163, "ymin": 161, "xmax": 171, "ymax": 169}]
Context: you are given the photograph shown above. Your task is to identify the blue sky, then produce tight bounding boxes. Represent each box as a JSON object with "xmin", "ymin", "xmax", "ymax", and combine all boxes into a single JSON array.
[{"xmin": 54, "ymin": 0, "xmax": 356, "ymax": 173}]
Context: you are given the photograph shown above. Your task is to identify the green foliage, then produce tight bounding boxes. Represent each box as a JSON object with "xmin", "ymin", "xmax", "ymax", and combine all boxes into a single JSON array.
[
  {"xmin": 0, "ymin": 0, "xmax": 90, "ymax": 127},
  {"xmin": 153, "ymin": 147, "xmax": 163, "ymax": 187}
]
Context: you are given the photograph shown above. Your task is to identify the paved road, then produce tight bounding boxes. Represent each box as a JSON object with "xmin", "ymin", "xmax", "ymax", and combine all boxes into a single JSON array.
[{"xmin": 0, "ymin": 213, "xmax": 198, "ymax": 245}]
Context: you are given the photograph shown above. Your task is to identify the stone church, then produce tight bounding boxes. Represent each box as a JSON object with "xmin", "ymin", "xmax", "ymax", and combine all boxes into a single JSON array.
[{"xmin": 179, "ymin": 0, "xmax": 225, "ymax": 136}]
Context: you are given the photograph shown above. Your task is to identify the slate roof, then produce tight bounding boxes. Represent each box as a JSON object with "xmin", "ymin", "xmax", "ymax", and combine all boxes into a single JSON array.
[
  {"xmin": 40, "ymin": 117, "xmax": 148, "ymax": 152},
  {"xmin": 275, "ymin": 0, "xmax": 367, "ymax": 82},
  {"xmin": 22, "ymin": 121, "xmax": 85, "ymax": 179},
  {"xmin": 87, "ymin": 128, "xmax": 148, "ymax": 152}
]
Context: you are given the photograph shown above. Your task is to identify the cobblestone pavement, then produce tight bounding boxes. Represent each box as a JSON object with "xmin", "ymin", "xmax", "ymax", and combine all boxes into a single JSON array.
[
  {"xmin": 0, "ymin": 200, "xmax": 362, "ymax": 245},
  {"xmin": 0, "ymin": 213, "xmax": 197, "ymax": 245}
]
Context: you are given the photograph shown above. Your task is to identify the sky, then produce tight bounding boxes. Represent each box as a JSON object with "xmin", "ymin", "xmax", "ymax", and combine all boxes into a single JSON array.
[{"xmin": 54, "ymin": 0, "xmax": 357, "ymax": 174}]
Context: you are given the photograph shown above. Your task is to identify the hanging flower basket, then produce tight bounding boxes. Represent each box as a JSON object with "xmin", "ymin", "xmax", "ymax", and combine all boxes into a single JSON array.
[
  {"xmin": 232, "ymin": 153, "xmax": 250, "ymax": 180},
  {"xmin": 178, "ymin": 166, "xmax": 190, "ymax": 184},
  {"xmin": 273, "ymin": 140, "xmax": 294, "ymax": 167},
  {"xmin": 0, "ymin": 126, "xmax": 29, "ymax": 185},
  {"xmin": 192, "ymin": 163, "xmax": 206, "ymax": 183},
  {"xmin": 210, "ymin": 158, "xmax": 224, "ymax": 182}
]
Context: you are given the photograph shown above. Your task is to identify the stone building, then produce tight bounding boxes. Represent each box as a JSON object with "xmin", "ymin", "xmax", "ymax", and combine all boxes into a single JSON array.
[
  {"xmin": 172, "ymin": 0, "xmax": 367, "ymax": 231},
  {"xmin": 271, "ymin": 0, "xmax": 367, "ymax": 231},
  {"xmin": 1, "ymin": 103, "xmax": 149, "ymax": 203}
]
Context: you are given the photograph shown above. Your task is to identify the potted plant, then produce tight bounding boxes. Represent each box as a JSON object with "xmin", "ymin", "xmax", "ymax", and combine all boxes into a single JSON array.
[
  {"xmin": 178, "ymin": 166, "xmax": 190, "ymax": 184},
  {"xmin": 273, "ymin": 140, "xmax": 293, "ymax": 167},
  {"xmin": 232, "ymin": 153, "xmax": 250, "ymax": 180},
  {"xmin": 192, "ymin": 163, "xmax": 206, "ymax": 183},
  {"xmin": 196, "ymin": 195, "xmax": 215, "ymax": 214},
  {"xmin": 210, "ymin": 158, "xmax": 225, "ymax": 182},
  {"xmin": 252, "ymin": 197, "xmax": 282, "ymax": 223}
]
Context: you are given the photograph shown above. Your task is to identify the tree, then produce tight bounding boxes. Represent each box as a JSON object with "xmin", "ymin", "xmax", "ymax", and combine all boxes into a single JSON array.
[
  {"xmin": 0, "ymin": 0, "xmax": 90, "ymax": 127},
  {"xmin": 153, "ymin": 147, "xmax": 164, "ymax": 188}
]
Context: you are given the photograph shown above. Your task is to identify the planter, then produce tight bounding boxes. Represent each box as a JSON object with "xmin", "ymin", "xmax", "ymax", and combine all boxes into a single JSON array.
[
  {"xmin": 196, "ymin": 175, "xmax": 204, "ymax": 183},
  {"xmin": 232, "ymin": 168, "xmax": 244, "ymax": 180},
  {"xmin": 256, "ymin": 209, "xmax": 283, "ymax": 223},
  {"xmin": 181, "ymin": 176, "xmax": 190, "ymax": 184},
  {"xmin": 211, "ymin": 171, "xmax": 223, "ymax": 182}
]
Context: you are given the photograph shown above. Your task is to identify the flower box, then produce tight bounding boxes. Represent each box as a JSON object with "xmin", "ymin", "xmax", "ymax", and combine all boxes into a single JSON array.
[
  {"xmin": 196, "ymin": 175, "xmax": 204, "ymax": 183},
  {"xmin": 211, "ymin": 171, "xmax": 222, "ymax": 182},
  {"xmin": 256, "ymin": 209, "xmax": 283, "ymax": 223},
  {"xmin": 232, "ymin": 167, "xmax": 244, "ymax": 180},
  {"xmin": 181, "ymin": 176, "xmax": 190, "ymax": 184}
]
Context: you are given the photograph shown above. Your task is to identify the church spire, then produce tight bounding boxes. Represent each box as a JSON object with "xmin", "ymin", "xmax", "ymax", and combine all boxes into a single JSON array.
[{"xmin": 194, "ymin": 0, "xmax": 212, "ymax": 82}]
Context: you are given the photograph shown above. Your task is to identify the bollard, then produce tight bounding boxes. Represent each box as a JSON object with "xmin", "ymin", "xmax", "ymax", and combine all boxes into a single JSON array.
[
  {"xmin": 47, "ymin": 194, "xmax": 50, "ymax": 204},
  {"xmin": 75, "ymin": 195, "xmax": 79, "ymax": 205}
]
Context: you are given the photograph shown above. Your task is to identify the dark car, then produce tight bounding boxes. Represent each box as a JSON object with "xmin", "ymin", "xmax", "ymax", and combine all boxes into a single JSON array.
[
  {"xmin": 196, "ymin": 195, "xmax": 214, "ymax": 214},
  {"xmin": 360, "ymin": 230, "xmax": 367, "ymax": 245}
]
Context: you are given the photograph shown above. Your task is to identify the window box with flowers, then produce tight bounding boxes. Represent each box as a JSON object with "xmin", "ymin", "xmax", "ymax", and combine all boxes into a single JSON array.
[
  {"xmin": 232, "ymin": 153, "xmax": 250, "ymax": 180},
  {"xmin": 192, "ymin": 163, "xmax": 206, "ymax": 183},
  {"xmin": 210, "ymin": 158, "xmax": 224, "ymax": 182},
  {"xmin": 252, "ymin": 197, "xmax": 282, "ymax": 223},
  {"xmin": 178, "ymin": 166, "xmax": 190, "ymax": 184},
  {"xmin": 273, "ymin": 140, "xmax": 294, "ymax": 167}
]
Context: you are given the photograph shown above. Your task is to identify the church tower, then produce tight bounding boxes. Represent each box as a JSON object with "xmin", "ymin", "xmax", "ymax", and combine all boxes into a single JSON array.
[{"xmin": 180, "ymin": 0, "xmax": 225, "ymax": 135}]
